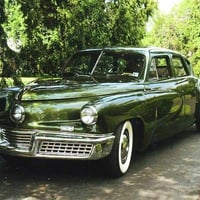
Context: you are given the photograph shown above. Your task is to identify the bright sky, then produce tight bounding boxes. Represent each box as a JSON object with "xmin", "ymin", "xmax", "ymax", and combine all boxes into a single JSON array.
[{"xmin": 158, "ymin": 0, "xmax": 182, "ymax": 13}]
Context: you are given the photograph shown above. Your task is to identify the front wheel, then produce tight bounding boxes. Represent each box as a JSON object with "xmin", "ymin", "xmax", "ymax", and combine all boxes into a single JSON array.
[{"xmin": 106, "ymin": 120, "xmax": 134, "ymax": 177}]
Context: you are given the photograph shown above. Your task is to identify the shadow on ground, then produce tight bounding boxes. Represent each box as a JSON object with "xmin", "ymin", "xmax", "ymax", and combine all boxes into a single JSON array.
[{"xmin": 0, "ymin": 126, "xmax": 200, "ymax": 200}]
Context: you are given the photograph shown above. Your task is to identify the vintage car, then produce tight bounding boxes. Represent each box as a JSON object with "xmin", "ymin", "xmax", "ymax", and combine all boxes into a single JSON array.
[{"xmin": 0, "ymin": 47, "xmax": 200, "ymax": 177}]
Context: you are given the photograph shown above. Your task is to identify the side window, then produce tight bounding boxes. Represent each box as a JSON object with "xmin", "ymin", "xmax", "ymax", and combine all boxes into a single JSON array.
[
  {"xmin": 172, "ymin": 56, "xmax": 188, "ymax": 77},
  {"xmin": 148, "ymin": 56, "xmax": 171, "ymax": 81}
]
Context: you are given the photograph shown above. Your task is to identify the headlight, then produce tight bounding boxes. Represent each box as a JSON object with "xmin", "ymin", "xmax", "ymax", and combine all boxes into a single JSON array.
[
  {"xmin": 81, "ymin": 105, "xmax": 98, "ymax": 125},
  {"xmin": 10, "ymin": 104, "xmax": 25, "ymax": 123}
]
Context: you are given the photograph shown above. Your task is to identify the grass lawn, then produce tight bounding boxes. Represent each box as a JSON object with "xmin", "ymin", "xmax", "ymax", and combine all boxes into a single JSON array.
[
  {"xmin": 0, "ymin": 77, "xmax": 37, "ymax": 87},
  {"xmin": 21, "ymin": 77, "xmax": 37, "ymax": 85}
]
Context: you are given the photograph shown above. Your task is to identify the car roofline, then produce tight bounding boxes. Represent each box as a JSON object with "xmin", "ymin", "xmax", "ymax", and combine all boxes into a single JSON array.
[{"xmin": 78, "ymin": 46, "xmax": 183, "ymax": 56}]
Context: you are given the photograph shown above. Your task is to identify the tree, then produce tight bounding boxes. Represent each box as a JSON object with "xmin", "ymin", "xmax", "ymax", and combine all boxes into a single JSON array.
[
  {"xmin": 143, "ymin": 0, "xmax": 200, "ymax": 76},
  {"xmin": 0, "ymin": 0, "xmax": 26, "ymax": 87},
  {"xmin": 0, "ymin": 1, "xmax": 6, "ymax": 44},
  {"xmin": 108, "ymin": 0, "xmax": 157, "ymax": 46},
  {"xmin": 2, "ymin": 0, "xmax": 157, "ymax": 84},
  {"xmin": 179, "ymin": 0, "xmax": 200, "ymax": 76},
  {"xmin": 0, "ymin": 0, "xmax": 7, "ymax": 87}
]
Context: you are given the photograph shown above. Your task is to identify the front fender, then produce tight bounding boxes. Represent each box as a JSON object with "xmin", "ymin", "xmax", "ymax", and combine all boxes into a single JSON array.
[{"xmin": 95, "ymin": 92, "xmax": 146, "ymax": 133}]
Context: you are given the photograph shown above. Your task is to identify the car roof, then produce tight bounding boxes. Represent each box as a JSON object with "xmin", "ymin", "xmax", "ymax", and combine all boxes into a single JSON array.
[{"xmin": 79, "ymin": 47, "xmax": 182, "ymax": 56}]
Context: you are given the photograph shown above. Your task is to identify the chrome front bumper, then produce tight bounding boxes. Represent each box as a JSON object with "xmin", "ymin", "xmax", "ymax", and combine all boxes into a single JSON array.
[{"xmin": 0, "ymin": 127, "xmax": 115, "ymax": 160}]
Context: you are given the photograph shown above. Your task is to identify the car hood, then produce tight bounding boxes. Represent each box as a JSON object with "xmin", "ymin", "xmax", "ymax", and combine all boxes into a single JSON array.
[{"xmin": 19, "ymin": 77, "xmax": 143, "ymax": 101}]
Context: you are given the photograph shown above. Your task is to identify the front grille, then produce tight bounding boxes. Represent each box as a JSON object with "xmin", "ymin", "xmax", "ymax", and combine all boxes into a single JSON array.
[
  {"xmin": 38, "ymin": 141, "xmax": 93, "ymax": 158},
  {"xmin": 3, "ymin": 130, "xmax": 32, "ymax": 150}
]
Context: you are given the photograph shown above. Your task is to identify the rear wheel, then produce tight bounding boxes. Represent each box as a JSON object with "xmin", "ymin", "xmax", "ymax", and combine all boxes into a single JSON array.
[
  {"xmin": 195, "ymin": 114, "xmax": 200, "ymax": 131},
  {"xmin": 196, "ymin": 121, "xmax": 200, "ymax": 132},
  {"xmin": 195, "ymin": 104, "xmax": 200, "ymax": 132},
  {"xmin": 107, "ymin": 120, "xmax": 134, "ymax": 177}
]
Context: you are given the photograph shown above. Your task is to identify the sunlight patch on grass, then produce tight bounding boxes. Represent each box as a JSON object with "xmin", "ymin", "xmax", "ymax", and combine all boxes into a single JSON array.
[{"xmin": 0, "ymin": 77, "xmax": 37, "ymax": 87}]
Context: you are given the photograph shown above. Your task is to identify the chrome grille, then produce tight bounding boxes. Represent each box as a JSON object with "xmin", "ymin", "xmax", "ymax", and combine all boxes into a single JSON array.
[
  {"xmin": 38, "ymin": 141, "xmax": 93, "ymax": 158},
  {"xmin": 3, "ymin": 130, "xmax": 32, "ymax": 150}
]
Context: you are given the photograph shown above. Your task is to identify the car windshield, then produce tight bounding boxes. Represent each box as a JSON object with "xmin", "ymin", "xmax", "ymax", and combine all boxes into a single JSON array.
[{"xmin": 63, "ymin": 50, "xmax": 146, "ymax": 78}]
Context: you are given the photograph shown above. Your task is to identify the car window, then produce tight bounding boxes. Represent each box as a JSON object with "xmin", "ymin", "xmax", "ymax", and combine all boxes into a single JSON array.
[
  {"xmin": 64, "ymin": 51, "xmax": 101, "ymax": 75},
  {"xmin": 64, "ymin": 50, "xmax": 145, "ymax": 78},
  {"xmin": 148, "ymin": 56, "xmax": 171, "ymax": 81},
  {"xmin": 94, "ymin": 52, "xmax": 145, "ymax": 78},
  {"xmin": 94, "ymin": 54, "xmax": 119, "ymax": 74},
  {"xmin": 172, "ymin": 56, "xmax": 189, "ymax": 77}
]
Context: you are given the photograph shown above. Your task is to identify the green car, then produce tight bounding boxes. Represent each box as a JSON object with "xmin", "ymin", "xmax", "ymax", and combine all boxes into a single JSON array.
[{"xmin": 0, "ymin": 47, "xmax": 200, "ymax": 177}]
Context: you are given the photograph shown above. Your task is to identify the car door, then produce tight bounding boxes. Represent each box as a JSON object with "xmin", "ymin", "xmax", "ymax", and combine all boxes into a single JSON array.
[
  {"xmin": 144, "ymin": 54, "xmax": 184, "ymax": 140},
  {"xmin": 172, "ymin": 54, "xmax": 198, "ymax": 127}
]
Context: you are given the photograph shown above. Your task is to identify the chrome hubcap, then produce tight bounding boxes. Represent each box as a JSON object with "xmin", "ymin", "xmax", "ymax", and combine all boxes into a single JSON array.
[{"xmin": 121, "ymin": 129, "xmax": 129, "ymax": 164}]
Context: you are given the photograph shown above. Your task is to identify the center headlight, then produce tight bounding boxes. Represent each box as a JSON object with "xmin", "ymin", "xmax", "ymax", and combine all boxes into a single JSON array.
[
  {"xmin": 81, "ymin": 105, "xmax": 98, "ymax": 125},
  {"xmin": 10, "ymin": 104, "xmax": 25, "ymax": 123}
]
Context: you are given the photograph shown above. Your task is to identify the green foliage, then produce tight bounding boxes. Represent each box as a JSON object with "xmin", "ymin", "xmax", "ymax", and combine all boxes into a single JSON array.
[
  {"xmin": 0, "ymin": 0, "xmax": 26, "ymax": 87},
  {"xmin": 0, "ymin": 0, "xmax": 157, "ymax": 88},
  {"xmin": 0, "ymin": 0, "xmax": 5, "ymax": 56},
  {"xmin": 0, "ymin": 1, "xmax": 6, "ymax": 38},
  {"xmin": 143, "ymin": 0, "xmax": 200, "ymax": 76},
  {"xmin": 109, "ymin": 0, "xmax": 157, "ymax": 46},
  {"xmin": 3, "ymin": 0, "xmax": 27, "ymax": 45}
]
